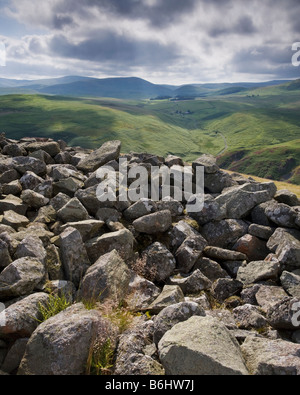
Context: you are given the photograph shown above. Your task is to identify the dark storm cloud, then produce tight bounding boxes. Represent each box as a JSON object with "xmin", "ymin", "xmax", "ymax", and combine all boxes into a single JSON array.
[
  {"xmin": 48, "ymin": 31, "xmax": 180, "ymax": 66},
  {"xmin": 231, "ymin": 44, "xmax": 300, "ymax": 79},
  {"xmin": 209, "ymin": 15, "xmax": 257, "ymax": 37},
  {"xmin": 51, "ymin": 0, "xmax": 199, "ymax": 29}
]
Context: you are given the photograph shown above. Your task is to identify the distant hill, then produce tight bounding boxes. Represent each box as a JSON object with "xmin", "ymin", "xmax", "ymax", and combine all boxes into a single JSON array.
[{"xmin": 0, "ymin": 76, "xmax": 295, "ymax": 99}]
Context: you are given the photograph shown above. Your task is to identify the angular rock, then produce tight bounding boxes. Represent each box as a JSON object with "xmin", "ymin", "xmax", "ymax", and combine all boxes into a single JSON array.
[
  {"xmin": 251, "ymin": 201, "xmax": 274, "ymax": 226},
  {"xmin": 158, "ymin": 316, "xmax": 249, "ymax": 375},
  {"xmin": 140, "ymin": 242, "xmax": 176, "ymax": 283},
  {"xmin": 233, "ymin": 234, "xmax": 269, "ymax": 261},
  {"xmin": 211, "ymin": 278, "xmax": 243, "ymax": 302},
  {"xmin": 248, "ymin": 223, "xmax": 275, "ymax": 240},
  {"xmin": 125, "ymin": 273, "xmax": 160, "ymax": 311},
  {"xmin": 133, "ymin": 210, "xmax": 172, "ymax": 234},
  {"xmin": 1, "ymin": 210, "xmax": 29, "ymax": 230},
  {"xmin": 201, "ymin": 219, "xmax": 248, "ymax": 249},
  {"xmin": 124, "ymin": 198, "xmax": 157, "ymax": 221},
  {"xmin": 1, "ymin": 338, "xmax": 28, "ymax": 374},
  {"xmin": 157, "ymin": 197, "xmax": 184, "ymax": 217},
  {"xmin": 50, "ymin": 192, "xmax": 70, "ymax": 212},
  {"xmin": 193, "ymin": 154, "xmax": 219, "ymax": 174},
  {"xmin": 176, "ymin": 235, "xmax": 208, "ymax": 274},
  {"xmin": 187, "ymin": 194, "xmax": 225, "ymax": 225},
  {"xmin": 33, "ymin": 180, "xmax": 53, "ymax": 199},
  {"xmin": 147, "ymin": 285, "xmax": 185, "ymax": 314},
  {"xmin": 0, "ymin": 257, "xmax": 45, "ymax": 299},
  {"xmin": 19, "ymin": 171, "xmax": 43, "ymax": 190},
  {"xmin": 267, "ymin": 297, "xmax": 300, "ymax": 330},
  {"xmin": 14, "ymin": 236, "xmax": 47, "ymax": 263},
  {"xmin": 168, "ymin": 270, "xmax": 212, "ymax": 294},
  {"xmin": 0, "ymin": 169, "xmax": 19, "ymax": 185},
  {"xmin": 153, "ymin": 302, "xmax": 205, "ymax": 345},
  {"xmin": 25, "ymin": 141, "xmax": 61, "ymax": 157},
  {"xmin": 215, "ymin": 182, "xmax": 277, "ymax": 219},
  {"xmin": 241, "ymin": 336, "xmax": 300, "ymax": 375},
  {"xmin": 60, "ymin": 227, "xmax": 90, "ymax": 288},
  {"xmin": 60, "ymin": 219, "xmax": 104, "ymax": 242},
  {"xmin": 21, "ymin": 190, "xmax": 49, "ymax": 209},
  {"xmin": 77, "ymin": 140, "xmax": 121, "ymax": 173},
  {"xmin": 2, "ymin": 144, "xmax": 25, "ymax": 157},
  {"xmin": 265, "ymin": 201, "xmax": 298, "ymax": 228},
  {"xmin": 96, "ymin": 207, "xmax": 121, "ymax": 223},
  {"xmin": 80, "ymin": 250, "xmax": 131, "ymax": 303},
  {"xmin": 205, "ymin": 170, "xmax": 234, "ymax": 194},
  {"xmin": 57, "ymin": 197, "xmax": 89, "ymax": 223},
  {"xmin": 233, "ymin": 304, "xmax": 268, "ymax": 330},
  {"xmin": 18, "ymin": 303, "xmax": 117, "ymax": 375},
  {"xmin": 12, "ymin": 156, "xmax": 46, "ymax": 176},
  {"xmin": 168, "ymin": 220, "xmax": 199, "ymax": 252},
  {"xmin": 255, "ymin": 285, "xmax": 289, "ymax": 313},
  {"xmin": 0, "ymin": 293, "xmax": 49, "ymax": 339},
  {"xmin": 267, "ymin": 228, "xmax": 300, "ymax": 271},
  {"xmin": 165, "ymin": 155, "xmax": 184, "ymax": 167},
  {"xmin": 0, "ymin": 195, "xmax": 28, "ymax": 216},
  {"xmin": 194, "ymin": 257, "xmax": 229, "ymax": 281},
  {"xmin": 2, "ymin": 180, "xmax": 22, "ymax": 196},
  {"xmin": 114, "ymin": 320, "xmax": 165, "ymax": 375},
  {"xmin": 204, "ymin": 246, "xmax": 247, "ymax": 261},
  {"xmin": 85, "ymin": 229, "xmax": 134, "ymax": 263},
  {"xmin": 275, "ymin": 189, "xmax": 299, "ymax": 206},
  {"xmin": 237, "ymin": 260, "xmax": 280, "ymax": 285},
  {"xmin": 280, "ymin": 271, "xmax": 300, "ymax": 298},
  {"xmin": 53, "ymin": 177, "xmax": 84, "ymax": 197},
  {"xmin": 75, "ymin": 185, "xmax": 104, "ymax": 215}
]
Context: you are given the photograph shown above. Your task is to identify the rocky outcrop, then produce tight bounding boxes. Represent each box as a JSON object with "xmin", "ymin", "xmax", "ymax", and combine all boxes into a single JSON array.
[{"xmin": 0, "ymin": 134, "xmax": 300, "ymax": 376}]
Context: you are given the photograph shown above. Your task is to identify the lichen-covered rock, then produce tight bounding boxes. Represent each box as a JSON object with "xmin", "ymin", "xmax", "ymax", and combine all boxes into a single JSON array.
[
  {"xmin": 133, "ymin": 210, "xmax": 172, "ymax": 234},
  {"xmin": 18, "ymin": 303, "xmax": 118, "ymax": 375},
  {"xmin": 0, "ymin": 258, "xmax": 45, "ymax": 299},
  {"xmin": 175, "ymin": 235, "xmax": 208, "ymax": 274},
  {"xmin": 158, "ymin": 316, "xmax": 249, "ymax": 375},
  {"xmin": 140, "ymin": 242, "xmax": 176, "ymax": 283},
  {"xmin": 153, "ymin": 302, "xmax": 205, "ymax": 345},
  {"xmin": 241, "ymin": 336, "xmax": 300, "ymax": 375},
  {"xmin": 79, "ymin": 250, "xmax": 131, "ymax": 303},
  {"xmin": 60, "ymin": 227, "xmax": 90, "ymax": 288},
  {"xmin": 237, "ymin": 260, "xmax": 280, "ymax": 285}
]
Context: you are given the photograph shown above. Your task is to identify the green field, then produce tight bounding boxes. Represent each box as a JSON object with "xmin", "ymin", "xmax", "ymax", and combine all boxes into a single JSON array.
[{"xmin": 0, "ymin": 82, "xmax": 299, "ymax": 184}]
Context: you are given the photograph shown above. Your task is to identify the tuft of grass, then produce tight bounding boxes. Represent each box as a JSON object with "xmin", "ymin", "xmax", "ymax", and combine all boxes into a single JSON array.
[
  {"xmin": 86, "ymin": 338, "xmax": 115, "ymax": 376},
  {"xmin": 37, "ymin": 293, "xmax": 72, "ymax": 322}
]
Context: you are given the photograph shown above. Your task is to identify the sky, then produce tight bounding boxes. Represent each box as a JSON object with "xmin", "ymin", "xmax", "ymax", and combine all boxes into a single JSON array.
[{"xmin": 0, "ymin": 0, "xmax": 300, "ymax": 84}]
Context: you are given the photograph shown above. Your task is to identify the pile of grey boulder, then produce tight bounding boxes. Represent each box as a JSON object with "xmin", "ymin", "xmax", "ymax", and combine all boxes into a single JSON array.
[{"xmin": 0, "ymin": 133, "xmax": 300, "ymax": 375}]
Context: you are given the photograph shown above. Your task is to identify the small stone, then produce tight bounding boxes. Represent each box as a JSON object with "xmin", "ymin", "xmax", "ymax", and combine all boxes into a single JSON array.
[
  {"xmin": 147, "ymin": 285, "xmax": 185, "ymax": 314},
  {"xmin": 204, "ymin": 246, "xmax": 247, "ymax": 261},
  {"xmin": 1, "ymin": 210, "xmax": 29, "ymax": 230},
  {"xmin": 21, "ymin": 190, "xmax": 49, "ymax": 209}
]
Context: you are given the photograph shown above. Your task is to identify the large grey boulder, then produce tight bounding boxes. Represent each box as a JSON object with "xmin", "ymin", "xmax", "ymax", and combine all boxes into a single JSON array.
[
  {"xmin": 60, "ymin": 227, "xmax": 90, "ymax": 288},
  {"xmin": 147, "ymin": 285, "xmax": 185, "ymax": 314},
  {"xmin": 133, "ymin": 210, "xmax": 172, "ymax": 234},
  {"xmin": 158, "ymin": 316, "xmax": 249, "ymax": 375},
  {"xmin": 237, "ymin": 260, "xmax": 280, "ymax": 285},
  {"xmin": 14, "ymin": 235, "xmax": 47, "ymax": 263},
  {"xmin": 0, "ymin": 258, "xmax": 45, "ymax": 299},
  {"xmin": 0, "ymin": 293, "xmax": 49, "ymax": 339},
  {"xmin": 79, "ymin": 250, "xmax": 132, "ymax": 303},
  {"xmin": 60, "ymin": 219, "xmax": 104, "ymax": 242},
  {"xmin": 57, "ymin": 197, "xmax": 90, "ymax": 223},
  {"xmin": 168, "ymin": 270, "xmax": 212, "ymax": 294},
  {"xmin": 264, "ymin": 201, "xmax": 298, "ymax": 228},
  {"xmin": 18, "ymin": 303, "xmax": 117, "ymax": 375},
  {"xmin": 168, "ymin": 220, "xmax": 199, "ymax": 252},
  {"xmin": 25, "ymin": 141, "xmax": 61, "ymax": 157},
  {"xmin": 12, "ymin": 156, "xmax": 46, "ymax": 176},
  {"xmin": 267, "ymin": 297, "xmax": 300, "ymax": 330},
  {"xmin": 204, "ymin": 170, "xmax": 234, "ymax": 194},
  {"xmin": 125, "ymin": 273, "xmax": 160, "ymax": 311},
  {"xmin": 215, "ymin": 182, "xmax": 277, "ymax": 219},
  {"xmin": 77, "ymin": 140, "xmax": 121, "ymax": 173},
  {"xmin": 241, "ymin": 336, "xmax": 300, "ymax": 375},
  {"xmin": 153, "ymin": 302, "xmax": 205, "ymax": 345},
  {"xmin": 85, "ymin": 229, "xmax": 134, "ymax": 263}
]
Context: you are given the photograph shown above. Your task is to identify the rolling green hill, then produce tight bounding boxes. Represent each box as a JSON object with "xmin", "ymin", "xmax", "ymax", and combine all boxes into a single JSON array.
[{"xmin": 0, "ymin": 77, "xmax": 299, "ymax": 185}]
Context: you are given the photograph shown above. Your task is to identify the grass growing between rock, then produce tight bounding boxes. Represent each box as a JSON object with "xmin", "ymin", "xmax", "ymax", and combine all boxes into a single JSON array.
[{"xmin": 37, "ymin": 293, "xmax": 72, "ymax": 322}]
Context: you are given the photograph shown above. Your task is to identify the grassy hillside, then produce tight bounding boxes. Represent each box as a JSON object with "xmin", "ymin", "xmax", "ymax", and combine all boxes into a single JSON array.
[{"xmin": 0, "ymin": 82, "xmax": 299, "ymax": 185}]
